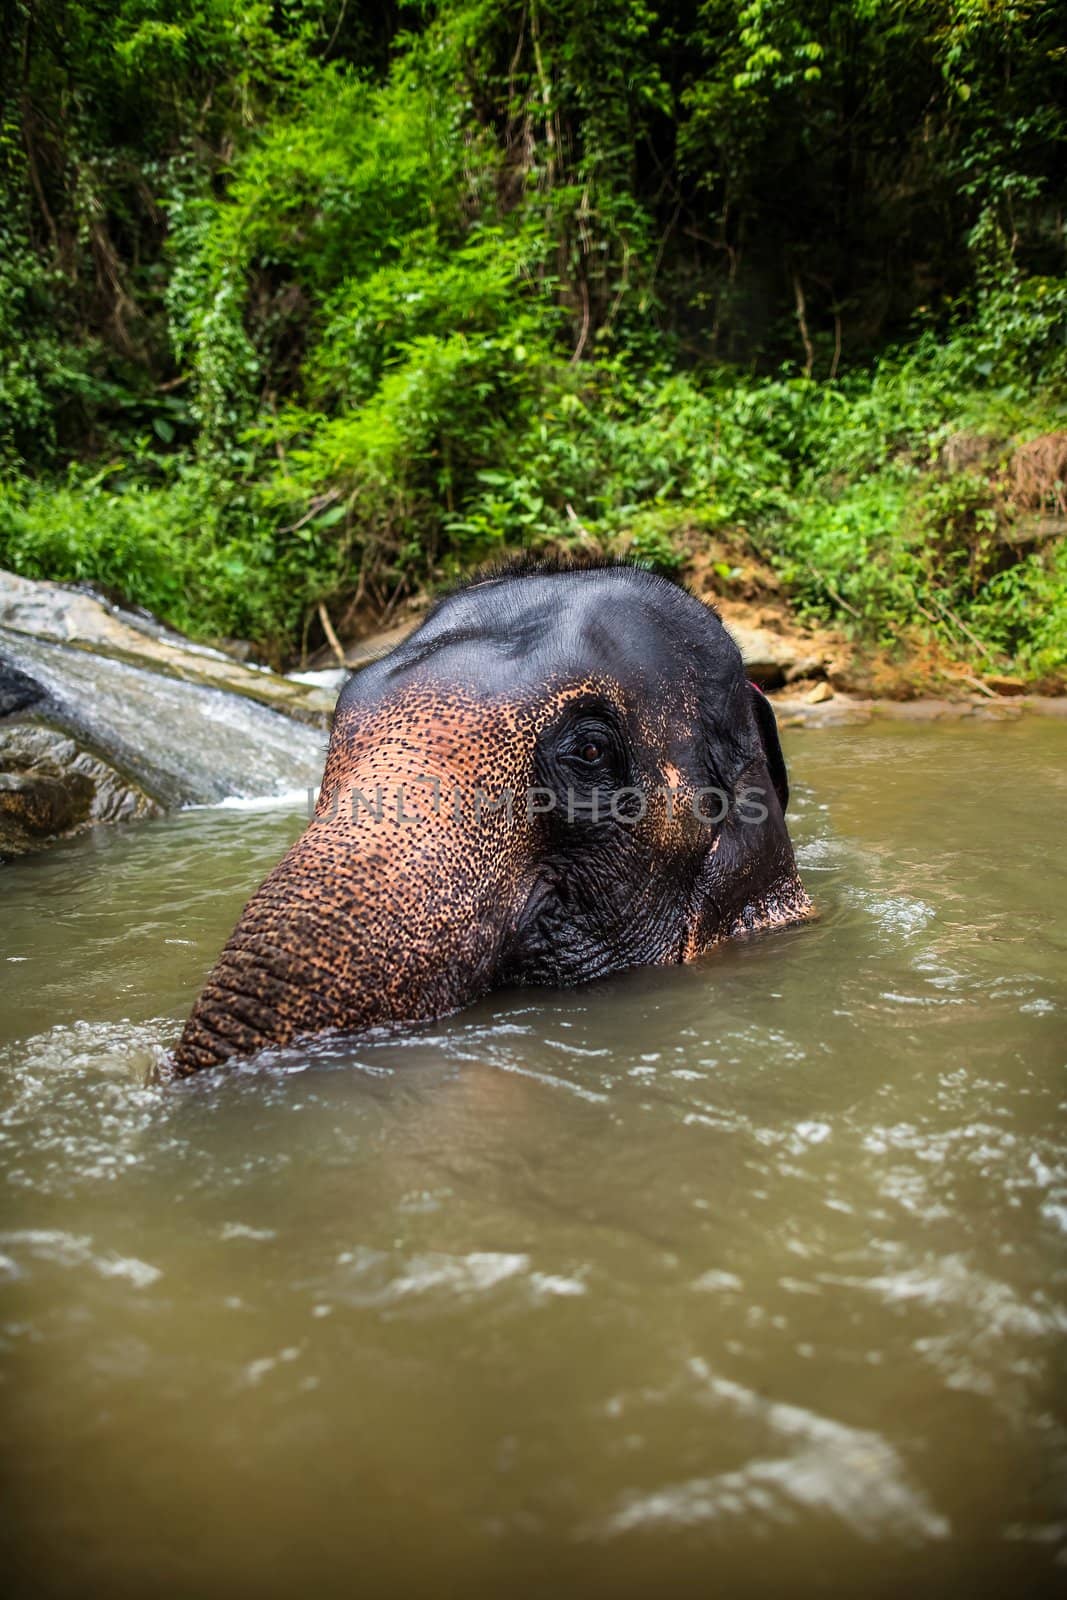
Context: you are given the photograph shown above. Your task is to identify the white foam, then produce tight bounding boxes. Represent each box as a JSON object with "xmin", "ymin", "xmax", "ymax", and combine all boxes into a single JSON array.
[{"xmin": 191, "ymin": 789, "xmax": 313, "ymax": 813}]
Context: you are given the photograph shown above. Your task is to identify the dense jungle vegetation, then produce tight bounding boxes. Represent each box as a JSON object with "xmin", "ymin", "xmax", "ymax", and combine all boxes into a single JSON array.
[{"xmin": 1, "ymin": 1, "xmax": 1066, "ymax": 678}]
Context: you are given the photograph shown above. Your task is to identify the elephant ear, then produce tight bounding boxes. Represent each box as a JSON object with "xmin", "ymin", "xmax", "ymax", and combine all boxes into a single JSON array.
[{"xmin": 749, "ymin": 681, "xmax": 789, "ymax": 813}]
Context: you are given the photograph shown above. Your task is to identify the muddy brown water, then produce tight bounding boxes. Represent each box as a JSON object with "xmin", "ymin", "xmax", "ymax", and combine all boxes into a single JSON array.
[{"xmin": 1, "ymin": 720, "xmax": 1065, "ymax": 1598}]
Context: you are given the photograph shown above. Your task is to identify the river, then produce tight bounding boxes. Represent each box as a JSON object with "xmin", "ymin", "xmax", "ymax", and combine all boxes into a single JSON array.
[{"xmin": 1, "ymin": 718, "xmax": 1065, "ymax": 1597}]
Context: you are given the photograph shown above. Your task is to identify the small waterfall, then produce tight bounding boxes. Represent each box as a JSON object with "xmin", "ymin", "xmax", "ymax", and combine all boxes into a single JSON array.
[
  {"xmin": 0, "ymin": 574, "xmax": 344, "ymax": 854},
  {"xmin": 1, "ymin": 627, "xmax": 329, "ymax": 809}
]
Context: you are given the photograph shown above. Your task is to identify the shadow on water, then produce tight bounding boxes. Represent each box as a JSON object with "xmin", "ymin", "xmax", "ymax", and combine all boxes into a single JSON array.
[{"xmin": 1, "ymin": 719, "xmax": 1066, "ymax": 1597}]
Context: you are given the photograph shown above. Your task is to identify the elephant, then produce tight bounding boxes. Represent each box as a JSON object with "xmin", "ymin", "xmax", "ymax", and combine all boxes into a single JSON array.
[{"xmin": 172, "ymin": 560, "xmax": 811, "ymax": 1073}]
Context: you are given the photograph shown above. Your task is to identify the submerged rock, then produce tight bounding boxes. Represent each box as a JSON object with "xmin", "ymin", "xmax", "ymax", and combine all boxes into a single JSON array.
[{"xmin": 0, "ymin": 571, "xmax": 333, "ymax": 858}]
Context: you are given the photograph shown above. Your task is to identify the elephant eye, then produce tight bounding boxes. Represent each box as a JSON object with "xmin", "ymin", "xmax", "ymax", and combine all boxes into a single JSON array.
[
  {"xmin": 552, "ymin": 707, "xmax": 625, "ymax": 779},
  {"xmin": 563, "ymin": 725, "xmax": 615, "ymax": 771}
]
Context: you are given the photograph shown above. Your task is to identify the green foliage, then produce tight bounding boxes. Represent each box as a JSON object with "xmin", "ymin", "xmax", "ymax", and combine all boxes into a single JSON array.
[
  {"xmin": 0, "ymin": 218, "xmax": 97, "ymax": 463},
  {"xmin": 1, "ymin": 0, "xmax": 1066, "ymax": 676},
  {"xmin": 0, "ymin": 461, "xmax": 343, "ymax": 657},
  {"xmin": 971, "ymin": 543, "xmax": 1067, "ymax": 678}
]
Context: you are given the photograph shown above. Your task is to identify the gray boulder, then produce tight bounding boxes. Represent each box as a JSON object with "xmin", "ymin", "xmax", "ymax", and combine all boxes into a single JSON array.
[{"xmin": 0, "ymin": 572, "xmax": 334, "ymax": 857}]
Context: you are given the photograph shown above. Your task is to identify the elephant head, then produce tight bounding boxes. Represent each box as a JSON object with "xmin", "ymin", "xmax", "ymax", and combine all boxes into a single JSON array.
[{"xmin": 172, "ymin": 562, "xmax": 811, "ymax": 1073}]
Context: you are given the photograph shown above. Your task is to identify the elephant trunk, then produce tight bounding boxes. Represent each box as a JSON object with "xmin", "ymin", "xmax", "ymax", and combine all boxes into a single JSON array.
[{"xmin": 173, "ymin": 725, "xmax": 531, "ymax": 1074}]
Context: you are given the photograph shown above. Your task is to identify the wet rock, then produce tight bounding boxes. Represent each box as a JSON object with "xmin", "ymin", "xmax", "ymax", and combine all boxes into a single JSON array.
[
  {"xmin": 0, "ymin": 770, "xmax": 92, "ymax": 845},
  {"xmin": 0, "ymin": 628, "xmax": 328, "ymax": 812},
  {"xmin": 0, "ymin": 570, "xmax": 336, "ymax": 856},
  {"xmin": 0, "ymin": 658, "xmax": 47, "ymax": 719},
  {"xmin": 0, "ymin": 723, "xmax": 159, "ymax": 858},
  {"xmin": 0, "ymin": 571, "xmax": 334, "ymax": 726}
]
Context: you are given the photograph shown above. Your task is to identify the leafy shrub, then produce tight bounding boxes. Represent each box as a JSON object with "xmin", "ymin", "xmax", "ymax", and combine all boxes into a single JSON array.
[{"xmin": 2, "ymin": 1, "xmax": 1066, "ymax": 681}]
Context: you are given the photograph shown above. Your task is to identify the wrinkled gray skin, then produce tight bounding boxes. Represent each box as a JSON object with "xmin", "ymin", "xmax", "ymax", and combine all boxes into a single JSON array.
[{"xmin": 174, "ymin": 562, "xmax": 811, "ymax": 1073}]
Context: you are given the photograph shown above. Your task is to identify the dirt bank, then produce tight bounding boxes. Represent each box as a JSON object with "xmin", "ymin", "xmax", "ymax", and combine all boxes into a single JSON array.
[{"xmin": 306, "ymin": 544, "xmax": 1060, "ymax": 708}]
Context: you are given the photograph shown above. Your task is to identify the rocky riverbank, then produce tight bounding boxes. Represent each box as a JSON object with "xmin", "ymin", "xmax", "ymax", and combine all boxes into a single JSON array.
[{"xmin": 306, "ymin": 581, "xmax": 1059, "ymax": 711}]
